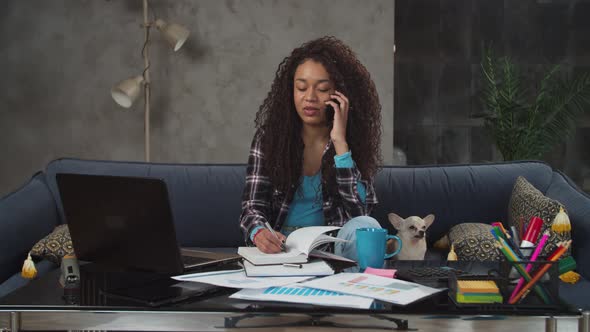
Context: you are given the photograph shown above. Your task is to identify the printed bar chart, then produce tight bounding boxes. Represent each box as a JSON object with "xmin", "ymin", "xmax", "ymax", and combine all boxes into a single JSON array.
[
  {"xmin": 264, "ymin": 286, "xmax": 342, "ymax": 296},
  {"xmin": 231, "ymin": 285, "xmax": 374, "ymax": 309}
]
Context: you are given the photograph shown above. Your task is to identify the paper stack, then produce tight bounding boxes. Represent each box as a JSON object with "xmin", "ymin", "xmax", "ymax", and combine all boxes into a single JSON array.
[{"xmin": 456, "ymin": 280, "xmax": 503, "ymax": 304}]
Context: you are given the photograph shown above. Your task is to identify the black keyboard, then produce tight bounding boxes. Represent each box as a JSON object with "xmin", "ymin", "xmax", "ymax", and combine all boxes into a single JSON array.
[{"xmin": 396, "ymin": 266, "xmax": 467, "ymax": 281}]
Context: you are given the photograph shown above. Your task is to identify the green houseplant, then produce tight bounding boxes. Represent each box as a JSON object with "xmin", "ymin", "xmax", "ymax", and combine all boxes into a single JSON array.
[{"xmin": 477, "ymin": 48, "xmax": 590, "ymax": 161}]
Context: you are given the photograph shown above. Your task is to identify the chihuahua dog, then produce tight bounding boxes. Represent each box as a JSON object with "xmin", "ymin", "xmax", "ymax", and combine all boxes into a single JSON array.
[{"xmin": 388, "ymin": 213, "xmax": 435, "ymax": 260}]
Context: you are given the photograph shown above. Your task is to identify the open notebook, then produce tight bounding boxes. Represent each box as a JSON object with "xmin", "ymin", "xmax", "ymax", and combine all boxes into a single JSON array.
[{"xmin": 238, "ymin": 226, "xmax": 348, "ymax": 265}]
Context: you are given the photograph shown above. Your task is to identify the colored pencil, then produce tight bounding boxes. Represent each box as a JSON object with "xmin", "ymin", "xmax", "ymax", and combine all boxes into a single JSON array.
[
  {"xmin": 509, "ymin": 230, "xmax": 550, "ymax": 302},
  {"xmin": 510, "ymin": 225, "xmax": 521, "ymax": 247},
  {"xmin": 495, "ymin": 239, "xmax": 551, "ymax": 304},
  {"xmin": 492, "ymin": 222, "xmax": 508, "ymax": 236},
  {"xmin": 509, "ymin": 241, "xmax": 570, "ymax": 304},
  {"xmin": 492, "ymin": 223, "xmax": 524, "ymax": 258}
]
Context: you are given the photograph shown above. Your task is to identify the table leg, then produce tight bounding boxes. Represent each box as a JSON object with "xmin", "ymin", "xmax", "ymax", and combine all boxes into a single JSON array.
[
  {"xmin": 580, "ymin": 311, "xmax": 590, "ymax": 332},
  {"xmin": 545, "ymin": 316, "xmax": 557, "ymax": 332},
  {"xmin": 9, "ymin": 312, "xmax": 19, "ymax": 332}
]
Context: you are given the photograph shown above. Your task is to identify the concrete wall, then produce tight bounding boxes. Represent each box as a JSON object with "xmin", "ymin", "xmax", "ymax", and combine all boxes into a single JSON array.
[
  {"xmin": 395, "ymin": 0, "xmax": 590, "ymax": 192},
  {"xmin": 0, "ymin": 0, "xmax": 394, "ymax": 196}
]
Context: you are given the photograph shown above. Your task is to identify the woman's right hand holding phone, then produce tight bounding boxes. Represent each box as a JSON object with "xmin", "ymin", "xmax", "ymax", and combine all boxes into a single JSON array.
[{"xmin": 326, "ymin": 90, "xmax": 350, "ymax": 155}]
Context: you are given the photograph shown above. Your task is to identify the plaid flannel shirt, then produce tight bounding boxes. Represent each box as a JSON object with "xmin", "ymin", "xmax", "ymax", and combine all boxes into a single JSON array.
[{"xmin": 239, "ymin": 135, "xmax": 378, "ymax": 245}]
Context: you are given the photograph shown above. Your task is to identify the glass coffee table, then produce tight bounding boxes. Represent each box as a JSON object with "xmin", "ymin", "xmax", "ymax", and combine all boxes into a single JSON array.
[{"xmin": 0, "ymin": 262, "xmax": 586, "ymax": 332}]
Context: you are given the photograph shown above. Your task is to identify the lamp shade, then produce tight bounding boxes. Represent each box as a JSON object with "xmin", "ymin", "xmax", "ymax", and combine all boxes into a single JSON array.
[
  {"xmin": 111, "ymin": 75, "xmax": 144, "ymax": 108},
  {"xmin": 155, "ymin": 19, "xmax": 189, "ymax": 52}
]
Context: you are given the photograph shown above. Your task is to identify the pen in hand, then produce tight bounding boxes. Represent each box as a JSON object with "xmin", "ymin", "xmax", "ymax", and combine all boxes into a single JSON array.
[{"xmin": 264, "ymin": 221, "xmax": 286, "ymax": 252}]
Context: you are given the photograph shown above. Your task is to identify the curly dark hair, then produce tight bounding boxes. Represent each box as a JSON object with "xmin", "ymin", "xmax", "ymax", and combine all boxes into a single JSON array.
[{"xmin": 254, "ymin": 36, "xmax": 382, "ymax": 196}]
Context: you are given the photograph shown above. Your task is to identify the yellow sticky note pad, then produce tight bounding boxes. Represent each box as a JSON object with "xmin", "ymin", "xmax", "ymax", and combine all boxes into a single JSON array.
[
  {"xmin": 457, "ymin": 280, "xmax": 499, "ymax": 294},
  {"xmin": 456, "ymin": 293, "xmax": 503, "ymax": 304}
]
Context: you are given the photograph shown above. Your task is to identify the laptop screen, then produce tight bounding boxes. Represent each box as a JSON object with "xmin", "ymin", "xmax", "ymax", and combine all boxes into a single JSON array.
[{"xmin": 56, "ymin": 173, "xmax": 185, "ymax": 274}]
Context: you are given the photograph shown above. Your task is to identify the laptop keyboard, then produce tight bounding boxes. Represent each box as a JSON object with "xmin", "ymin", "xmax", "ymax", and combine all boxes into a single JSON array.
[
  {"xmin": 397, "ymin": 266, "xmax": 467, "ymax": 281},
  {"xmin": 408, "ymin": 266, "xmax": 465, "ymax": 279}
]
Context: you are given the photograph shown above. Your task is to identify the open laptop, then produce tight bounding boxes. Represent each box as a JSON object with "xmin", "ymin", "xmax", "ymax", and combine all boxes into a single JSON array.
[{"xmin": 55, "ymin": 173, "xmax": 240, "ymax": 275}]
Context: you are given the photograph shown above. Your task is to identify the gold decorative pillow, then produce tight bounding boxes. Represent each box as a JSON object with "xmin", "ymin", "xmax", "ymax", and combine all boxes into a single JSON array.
[
  {"xmin": 507, "ymin": 176, "xmax": 571, "ymax": 258},
  {"xmin": 29, "ymin": 224, "xmax": 74, "ymax": 265},
  {"xmin": 447, "ymin": 223, "xmax": 502, "ymax": 261}
]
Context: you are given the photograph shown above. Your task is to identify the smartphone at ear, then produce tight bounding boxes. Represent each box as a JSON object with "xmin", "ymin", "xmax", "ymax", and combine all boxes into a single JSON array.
[{"xmin": 325, "ymin": 99, "xmax": 338, "ymax": 128}]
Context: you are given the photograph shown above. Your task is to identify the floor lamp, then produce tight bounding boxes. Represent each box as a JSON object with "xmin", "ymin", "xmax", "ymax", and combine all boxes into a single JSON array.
[{"xmin": 110, "ymin": 0, "xmax": 190, "ymax": 162}]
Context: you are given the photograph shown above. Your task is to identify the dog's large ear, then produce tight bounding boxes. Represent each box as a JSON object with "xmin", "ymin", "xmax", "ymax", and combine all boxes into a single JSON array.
[
  {"xmin": 423, "ymin": 214, "xmax": 435, "ymax": 229},
  {"xmin": 388, "ymin": 213, "xmax": 404, "ymax": 230}
]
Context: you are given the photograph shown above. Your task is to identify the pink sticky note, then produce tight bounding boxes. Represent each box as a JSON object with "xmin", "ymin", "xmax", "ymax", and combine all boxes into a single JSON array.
[{"xmin": 363, "ymin": 267, "xmax": 397, "ymax": 278}]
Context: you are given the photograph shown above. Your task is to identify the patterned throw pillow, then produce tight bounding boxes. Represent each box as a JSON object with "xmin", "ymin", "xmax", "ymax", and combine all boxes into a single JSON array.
[
  {"xmin": 447, "ymin": 223, "xmax": 502, "ymax": 261},
  {"xmin": 29, "ymin": 224, "xmax": 74, "ymax": 265},
  {"xmin": 507, "ymin": 176, "xmax": 571, "ymax": 258}
]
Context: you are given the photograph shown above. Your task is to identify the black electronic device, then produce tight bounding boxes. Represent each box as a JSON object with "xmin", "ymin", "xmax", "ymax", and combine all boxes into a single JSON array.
[
  {"xmin": 55, "ymin": 173, "xmax": 240, "ymax": 275},
  {"xmin": 395, "ymin": 266, "xmax": 467, "ymax": 282},
  {"xmin": 60, "ymin": 255, "xmax": 80, "ymax": 304},
  {"xmin": 98, "ymin": 263, "xmax": 242, "ymax": 307},
  {"xmin": 101, "ymin": 278, "xmax": 224, "ymax": 307},
  {"xmin": 325, "ymin": 98, "xmax": 337, "ymax": 128}
]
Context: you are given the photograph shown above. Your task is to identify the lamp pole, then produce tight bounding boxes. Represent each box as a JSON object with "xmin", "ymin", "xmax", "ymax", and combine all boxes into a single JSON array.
[
  {"xmin": 142, "ymin": 0, "xmax": 151, "ymax": 162},
  {"xmin": 111, "ymin": 0, "xmax": 188, "ymax": 162}
]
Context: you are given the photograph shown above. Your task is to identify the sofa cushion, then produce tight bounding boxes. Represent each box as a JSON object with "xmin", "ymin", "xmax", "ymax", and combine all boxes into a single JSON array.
[
  {"xmin": 372, "ymin": 161, "xmax": 555, "ymax": 246},
  {"xmin": 559, "ymin": 277, "xmax": 590, "ymax": 310},
  {"xmin": 0, "ymin": 260, "xmax": 57, "ymax": 298},
  {"xmin": 545, "ymin": 171, "xmax": 590, "ymax": 280},
  {"xmin": 30, "ymin": 224, "xmax": 73, "ymax": 265},
  {"xmin": 44, "ymin": 158, "xmax": 246, "ymax": 248},
  {"xmin": 508, "ymin": 176, "xmax": 571, "ymax": 258},
  {"xmin": 447, "ymin": 223, "xmax": 502, "ymax": 261},
  {"xmin": 0, "ymin": 172, "xmax": 59, "ymax": 284}
]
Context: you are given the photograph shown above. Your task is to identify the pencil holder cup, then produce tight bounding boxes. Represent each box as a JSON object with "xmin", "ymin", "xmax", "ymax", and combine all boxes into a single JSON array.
[
  {"xmin": 448, "ymin": 261, "xmax": 564, "ymax": 313},
  {"xmin": 506, "ymin": 255, "xmax": 552, "ymax": 283},
  {"xmin": 499, "ymin": 259, "xmax": 559, "ymax": 306}
]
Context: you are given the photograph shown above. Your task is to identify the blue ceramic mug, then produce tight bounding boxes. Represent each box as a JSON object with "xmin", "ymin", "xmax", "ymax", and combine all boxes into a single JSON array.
[{"xmin": 356, "ymin": 228, "xmax": 402, "ymax": 271}]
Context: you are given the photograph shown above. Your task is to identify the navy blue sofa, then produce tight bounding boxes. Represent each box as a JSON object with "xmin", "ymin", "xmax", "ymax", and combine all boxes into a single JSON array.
[{"xmin": 0, "ymin": 158, "xmax": 589, "ymax": 309}]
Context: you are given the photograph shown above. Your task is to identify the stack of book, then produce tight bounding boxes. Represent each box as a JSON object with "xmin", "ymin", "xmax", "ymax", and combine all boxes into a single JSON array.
[
  {"xmin": 237, "ymin": 226, "xmax": 356, "ymax": 276},
  {"xmin": 456, "ymin": 280, "xmax": 503, "ymax": 304}
]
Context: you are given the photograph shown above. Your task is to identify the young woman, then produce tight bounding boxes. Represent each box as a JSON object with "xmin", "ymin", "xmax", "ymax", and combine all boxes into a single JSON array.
[{"xmin": 239, "ymin": 36, "xmax": 383, "ymax": 261}]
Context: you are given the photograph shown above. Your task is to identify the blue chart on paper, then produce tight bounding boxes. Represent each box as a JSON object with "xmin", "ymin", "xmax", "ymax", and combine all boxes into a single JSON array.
[
  {"xmin": 231, "ymin": 285, "xmax": 374, "ymax": 308},
  {"xmin": 263, "ymin": 286, "xmax": 343, "ymax": 296}
]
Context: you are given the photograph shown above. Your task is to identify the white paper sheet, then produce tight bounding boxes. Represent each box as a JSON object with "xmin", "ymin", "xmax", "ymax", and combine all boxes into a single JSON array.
[
  {"xmin": 230, "ymin": 285, "xmax": 374, "ymax": 309},
  {"xmin": 298, "ymin": 273, "xmax": 445, "ymax": 305},
  {"xmin": 172, "ymin": 269, "xmax": 312, "ymax": 289}
]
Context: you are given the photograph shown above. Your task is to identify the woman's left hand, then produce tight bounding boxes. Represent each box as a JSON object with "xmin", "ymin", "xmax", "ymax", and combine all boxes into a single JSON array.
[{"xmin": 326, "ymin": 90, "xmax": 350, "ymax": 154}]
